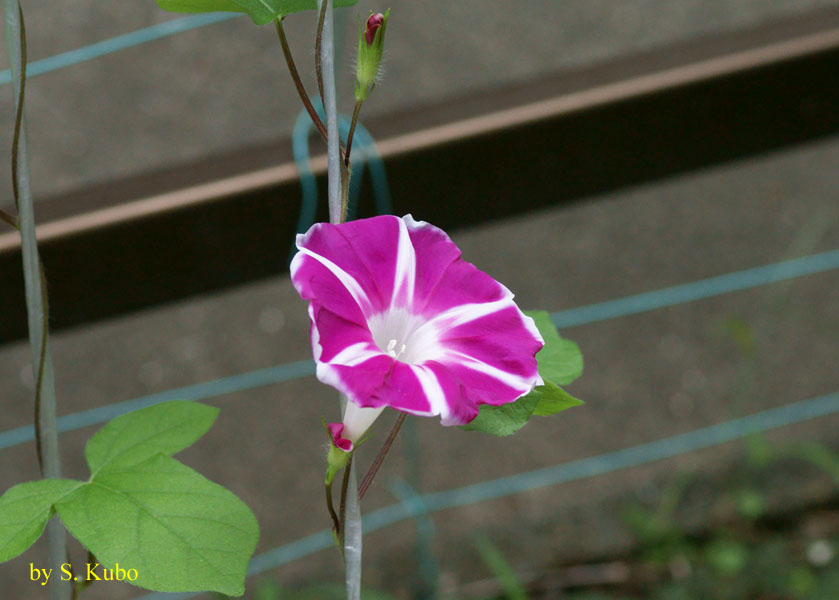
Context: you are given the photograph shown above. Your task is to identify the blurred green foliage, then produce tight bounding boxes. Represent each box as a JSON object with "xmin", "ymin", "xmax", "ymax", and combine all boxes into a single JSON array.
[
  {"xmin": 248, "ymin": 437, "xmax": 839, "ymax": 599},
  {"xmin": 607, "ymin": 436, "xmax": 839, "ymax": 600},
  {"xmin": 248, "ymin": 580, "xmax": 397, "ymax": 599}
]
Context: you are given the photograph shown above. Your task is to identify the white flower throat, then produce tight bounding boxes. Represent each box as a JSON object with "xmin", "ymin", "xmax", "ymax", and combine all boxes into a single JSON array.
[
  {"xmin": 385, "ymin": 339, "xmax": 407, "ymax": 360},
  {"xmin": 368, "ymin": 307, "xmax": 444, "ymax": 365}
]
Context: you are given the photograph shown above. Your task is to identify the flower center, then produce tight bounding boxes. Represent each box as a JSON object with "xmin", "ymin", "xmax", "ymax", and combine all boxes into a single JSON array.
[
  {"xmin": 368, "ymin": 308, "xmax": 443, "ymax": 365},
  {"xmin": 385, "ymin": 339, "xmax": 407, "ymax": 360}
]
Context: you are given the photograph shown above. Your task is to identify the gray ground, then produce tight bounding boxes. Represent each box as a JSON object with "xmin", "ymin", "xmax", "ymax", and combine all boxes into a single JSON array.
[
  {"xmin": 0, "ymin": 131, "xmax": 838, "ymax": 598},
  {"xmin": 1, "ymin": 0, "xmax": 839, "ymax": 204},
  {"xmin": 1, "ymin": 1, "xmax": 839, "ymax": 599}
]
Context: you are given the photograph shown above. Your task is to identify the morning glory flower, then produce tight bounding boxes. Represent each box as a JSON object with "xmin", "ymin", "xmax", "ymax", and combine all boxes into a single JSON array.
[{"xmin": 291, "ymin": 215, "xmax": 544, "ymax": 448}]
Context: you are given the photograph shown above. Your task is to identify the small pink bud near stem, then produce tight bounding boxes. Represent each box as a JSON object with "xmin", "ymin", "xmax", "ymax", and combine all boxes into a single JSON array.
[
  {"xmin": 327, "ymin": 423, "xmax": 353, "ymax": 452},
  {"xmin": 356, "ymin": 10, "xmax": 389, "ymax": 105},
  {"xmin": 365, "ymin": 13, "xmax": 385, "ymax": 45}
]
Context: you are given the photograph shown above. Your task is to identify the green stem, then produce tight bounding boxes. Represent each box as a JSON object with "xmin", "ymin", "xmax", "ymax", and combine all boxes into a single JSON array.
[
  {"xmin": 318, "ymin": 3, "xmax": 361, "ymax": 597},
  {"xmin": 3, "ymin": 3, "xmax": 68, "ymax": 599},
  {"xmin": 338, "ymin": 452, "xmax": 352, "ymax": 547},
  {"xmin": 325, "ymin": 480, "xmax": 341, "ymax": 534},
  {"xmin": 342, "ymin": 459, "xmax": 361, "ymax": 597},
  {"xmin": 318, "ymin": 0, "xmax": 342, "ymax": 223}
]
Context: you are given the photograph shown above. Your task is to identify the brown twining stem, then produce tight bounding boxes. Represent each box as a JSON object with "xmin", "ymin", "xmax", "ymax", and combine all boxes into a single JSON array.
[
  {"xmin": 10, "ymin": 4, "xmax": 25, "ymax": 212},
  {"xmin": 274, "ymin": 18, "xmax": 329, "ymax": 143},
  {"xmin": 339, "ymin": 165, "xmax": 350, "ymax": 223},
  {"xmin": 339, "ymin": 102, "xmax": 359, "ymax": 220},
  {"xmin": 86, "ymin": 550, "xmax": 96, "ymax": 577},
  {"xmin": 12, "ymin": 6, "xmax": 73, "ymax": 589},
  {"xmin": 358, "ymin": 412, "xmax": 407, "ymax": 500},
  {"xmin": 314, "ymin": 0, "xmax": 328, "ymax": 104},
  {"xmin": 66, "ymin": 551, "xmax": 76, "ymax": 600},
  {"xmin": 343, "ymin": 101, "xmax": 362, "ymax": 168},
  {"xmin": 340, "ymin": 99, "xmax": 366, "ymax": 218},
  {"xmin": 32, "ymin": 267, "xmax": 49, "ymax": 475},
  {"xmin": 325, "ymin": 481, "xmax": 341, "ymax": 534},
  {"xmin": 72, "ymin": 550, "xmax": 97, "ymax": 597},
  {"xmin": 10, "ymin": 4, "xmax": 49, "ymax": 477},
  {"xmin": 0, "ymin": 208, "xmax": 17, "ymax": 228}
]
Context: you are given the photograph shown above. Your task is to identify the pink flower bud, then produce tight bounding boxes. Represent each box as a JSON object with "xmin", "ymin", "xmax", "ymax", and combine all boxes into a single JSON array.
[
  {"xmin": 327, "ymin": 422, "xmax": 353, "ymax": 452},
  {"xmin": 355, "ymin": 9, "xmax": 390, "ymax": 101},
  {"xmin": 365, "ymin": 13, "xmax": 385, "ymax": 45}
]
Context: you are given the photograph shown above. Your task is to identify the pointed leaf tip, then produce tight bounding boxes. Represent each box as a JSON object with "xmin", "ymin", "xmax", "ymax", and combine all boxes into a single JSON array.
[
  {"xmin": 530, "ymin": 381, "xmax": 584, "ymax": 417},
  {"xmin": 525, "ymin": 310, "xmax": 584, "ymax": 386},
  {"xmin": 0, "ymin": 479, "xmax": 81, "ymax": 563},
  {"xmin": 85, "ymin": 400, "xmax": 219, "ymax": 474},
  {"xmin": 462, "ymin": 394, "xmax": 540, "ymax": 436}
]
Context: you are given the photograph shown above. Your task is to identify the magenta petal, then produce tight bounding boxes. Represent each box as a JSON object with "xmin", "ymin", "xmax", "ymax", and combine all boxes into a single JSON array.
[
  {"xmin": 292, "ymin": 217, "xmax": 406, "ymax": 315},
  {"xmin": 309, "ymin": 304, "xmax": 377, "ymax": 364},
  {"xmin": 440, "ymin": 306, "xmax": 542, "ymax": 382},
  {"xmin": 404, "ymin": 216, "xmax": 511, "ymax": 318},
  {"xmin": 422, "ymin": 361, "xmax": 479, "ymax": 426},
  {"xmin": 318, "ymin": 355, "xmax": 390, "ymax": 409},
  {"xmin": 374, "ymin": 362, "xmax": 435, "ymax": 414},
  {"xmin": 291, "ymin": 215, "xmax": 545, "ymax": 426},
  {"xmin": 291, "ymin": 252, "xmax": 370, "ymax": 326},
  {"xmin": 403, "ymin": 215, "xmax": 461, "ymax": 307},
  {"xmin": 324, "ymin": 359, "xmax": 434, "ymax": 415},
  {"xmin": 419, "ymin": 258, "xmax": 510, "ymax": 318},
  {"xmin": 327, "ymin": 422, "xmax": 353, "ymax": 451},
  {"xmin": 438, "ymin": 359, "xmax": 533, "ymax": 408}
]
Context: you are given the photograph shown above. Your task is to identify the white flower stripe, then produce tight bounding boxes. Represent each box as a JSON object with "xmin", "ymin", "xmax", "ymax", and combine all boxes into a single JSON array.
[
  {"xmin": 424, "ymin": 297, "xmax": 515, "ymax": 331},
  {"xmin": 326, "ymin": 341, "xmax": 383, "ymax": 367},
  {"xmin": 402, "ymin": 214, "xmax": 429, "ymax": 231},
  {"xmin": 308, "ymin": 304, "xmax": 323, "ymax": 361},
  {"xmin": 297, "ymin": 247, "xmax": 373, "ymax": 315},
  {"xmin": 391, "ymin": 217, "xmax": 417, "ymax": 307},
  {"xmin": 520, "ymin": 312, "xmax": 545, "ymax": 346},
  {"xmin": 341, "ymin": 403, "xmax": 386, "ymax": 443},
  {"xmin": 443, "ymin": 351, "xmax": 543, "ymax": 392},
  {"xmin": 316, "ymin": 362, "xmax": 350, "ymax": 398},
  {"xmin": 411, "ymin": 365, "xmax": 450, "ymax": 422}
]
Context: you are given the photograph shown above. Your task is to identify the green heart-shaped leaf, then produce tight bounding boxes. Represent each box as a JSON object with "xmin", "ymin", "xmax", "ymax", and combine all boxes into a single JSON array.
[
  {"xmin": 156, "ymin": 0, "xmax": 242, "ymax": 14},
  {"xmin": 526, "ymin": 310, "xmax": 583, "ymax": 385},
  {"xmin": 0, "ymin": 479, "xmax": 81, "ymax": 562},
  {"xmin": 462, "ymin": 310, "xmax": 584, "ymax": 436},
  {"xmin": 530, "ymin": 381, "xmax": 584, "ymax": 417},
  {"xmin": 56, "ymin": 454, "xmax": 258, "ymax": 596},
  {"xmin": 462, "ymin": 394, "xmax": 540, "ymax": 437},
  {"xmin": 0, "ymin": 401, "xmax": 259, "ymax": 596},
  {"xmin": 85, "ymin": 400, "xmax": 219, "ymax": 474},
  {"xmin": 157, "ymin": 0, "xmax": 359, "ymax": 25}
]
